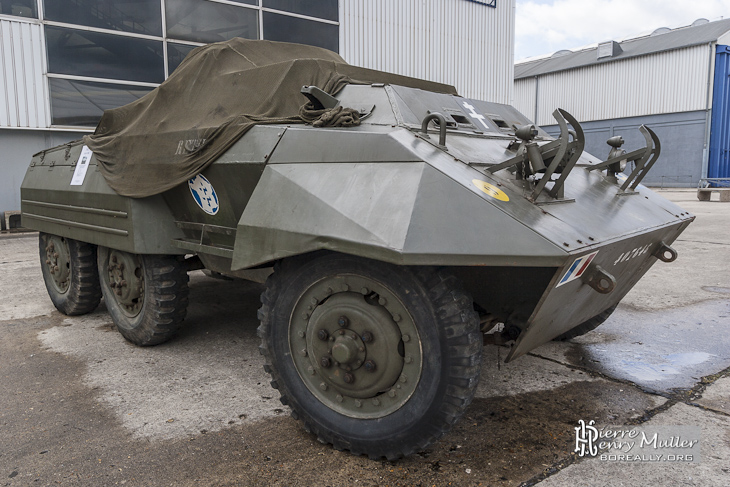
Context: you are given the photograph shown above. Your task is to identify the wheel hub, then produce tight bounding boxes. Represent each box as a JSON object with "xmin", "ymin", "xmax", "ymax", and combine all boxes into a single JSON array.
[
  {"xmin": 290, "ymin": 275, "xmax": 422, "ymax": 419},
  {"xmin": 331, "ymin": 332, "xmax": 361, "ymax": 365},
  {"xmin": 106, "ymin": 250, "xmax": 144, "ymax": 317}
]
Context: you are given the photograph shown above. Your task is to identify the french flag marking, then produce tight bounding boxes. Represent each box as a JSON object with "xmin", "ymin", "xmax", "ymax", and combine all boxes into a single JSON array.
[{"xmin": 557, "ymin": 251, "xmax": 599, "ymax": 287}]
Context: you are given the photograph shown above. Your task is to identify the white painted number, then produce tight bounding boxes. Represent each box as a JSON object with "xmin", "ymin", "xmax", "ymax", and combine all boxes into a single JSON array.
[{"xmin": 613, "ymin": 244, "xmax": 652, "ymax": 266}]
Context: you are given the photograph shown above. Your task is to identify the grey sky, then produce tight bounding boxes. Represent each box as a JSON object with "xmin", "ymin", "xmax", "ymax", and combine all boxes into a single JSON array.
[{"xmin": 515, "ymin": 0, "xmax": 728, "ymax": 61}]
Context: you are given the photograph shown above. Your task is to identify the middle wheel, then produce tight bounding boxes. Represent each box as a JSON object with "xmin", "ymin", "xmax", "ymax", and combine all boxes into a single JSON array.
[
  {"xmin": 97, "ymin": 247, "xmax": 189, "ymax": 346},
  {"xmin": 258, "ymin": 253, "xmax": 482, "ymax": 460}
]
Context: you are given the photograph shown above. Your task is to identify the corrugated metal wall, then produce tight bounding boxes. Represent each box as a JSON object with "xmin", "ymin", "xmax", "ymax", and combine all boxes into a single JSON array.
[
  {"xmin": 515, "ymin": 45, "xmax": 711, "ymax": 126},
  {"xmin": 708, "ymin": 45, "xmax": 730, "ymax": 182},
  {"xmin": 340, "ymin": 0, "xmax": 515, "ymax": 104},
  {"xmin": 0, "ymin": 18, "xmax": 48, "ymax": 129},
  {"xmin": 513, "ymin": 76, "xmax": 535, "ymax": 120}
]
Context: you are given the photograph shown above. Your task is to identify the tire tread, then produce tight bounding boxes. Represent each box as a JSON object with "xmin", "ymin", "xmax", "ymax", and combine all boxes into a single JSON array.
[{"xmin": 257, "ymin": 257, "xmax": 481, "ymax": 460}]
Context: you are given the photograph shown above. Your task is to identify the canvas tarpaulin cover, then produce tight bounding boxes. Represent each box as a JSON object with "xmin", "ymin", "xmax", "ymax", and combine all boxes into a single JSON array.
[{"xmin": 84, "ymin": 38, "xmax": 457, "ymax": 198}]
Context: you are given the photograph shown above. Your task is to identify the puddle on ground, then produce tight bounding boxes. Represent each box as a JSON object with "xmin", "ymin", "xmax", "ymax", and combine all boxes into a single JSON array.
[
  {"xmin": 619, "ymin": 352, "xmax": 715, "ymax": 382},
  {"xmin": 562, "ymin": 300, "xmax": 730, "ymax": 394}
]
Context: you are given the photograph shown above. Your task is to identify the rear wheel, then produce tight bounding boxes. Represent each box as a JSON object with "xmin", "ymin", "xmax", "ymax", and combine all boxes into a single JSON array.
[
  {"xmin": 97, "ymin": 247, "xmax": 189, "ymax": 346},
  {"xmin": 258, "ymin": 253, "xmax": 482, "ymax": 460},
  {"xmin": 554, "ymin": 305, "xmax": 617, "ymax": 341},
  {"xmin": 39, "ymin": 233, "xmax": 101, "ymax": 315}
]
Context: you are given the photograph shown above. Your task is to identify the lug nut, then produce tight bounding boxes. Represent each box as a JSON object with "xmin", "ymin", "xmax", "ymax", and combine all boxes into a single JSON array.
[
  {"xmin": 120, "ymin": 280, "xmax": 127, "ymax": 287},
  {"xmin": 338, "ymin": 316, "xmax": 349, "ymax": 328},
  {"xmin": 317, "ymin": 329, "xmax": 329, "ymax": 341},
  {"xmin": 364, "ymin": 360, "xmax": 376, "ymax": 372},
  {"xmin": 320, "ymin": 356, "xmax": 331, "ymax": 368},
  {"xmin": 343, "ymin": 373, "xmax": 354, "ymax": 384},
  {"xmin": 361, "ymin": 331, "xmax": 373, "ymax": 343}
]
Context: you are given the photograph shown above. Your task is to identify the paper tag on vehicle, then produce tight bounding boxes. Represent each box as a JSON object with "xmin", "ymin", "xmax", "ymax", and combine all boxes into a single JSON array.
[{"xmin": 70, "ymin": 145, "xmax": 93, "ymax": 186}]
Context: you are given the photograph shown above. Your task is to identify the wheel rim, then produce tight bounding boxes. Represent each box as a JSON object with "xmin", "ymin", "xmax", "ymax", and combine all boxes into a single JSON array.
[
  {"xmin": 43, "ymin": 235, "xmax": 71, "ymax": 294},
  {"xmin": 289, "ymin": 274, "xmax": 423, "ymax": 419},
  {"xmin": 106, "ymin": 250, "xmax": 145, "ymax": 318}
]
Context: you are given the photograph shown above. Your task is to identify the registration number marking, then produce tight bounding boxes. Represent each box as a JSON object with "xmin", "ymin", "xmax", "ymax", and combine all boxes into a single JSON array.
[{"xmin": 613, "ymin": 244, "xmax": 652, "ymax": 266}]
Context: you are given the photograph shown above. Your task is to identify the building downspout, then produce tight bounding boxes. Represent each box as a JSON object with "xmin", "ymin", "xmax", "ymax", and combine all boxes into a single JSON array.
[
  {"xmin": 701, "ymin": 41, "xmax": 716, "ymax": 180},
  {"xmin": 534, "ymin": 75, "xmax": 539, "ymax": 125}
]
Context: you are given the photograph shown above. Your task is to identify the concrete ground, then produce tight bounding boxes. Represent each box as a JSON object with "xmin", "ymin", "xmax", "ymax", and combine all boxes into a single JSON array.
[{"xmin": 0, "ymin": 190, "xmax": 728, "ymax": 486}]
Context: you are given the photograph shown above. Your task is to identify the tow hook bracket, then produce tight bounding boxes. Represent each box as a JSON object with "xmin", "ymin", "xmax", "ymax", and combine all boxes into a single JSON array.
[
  {"xmin": 582, "ymin": 265, "xmax": 616, "ymax": 294},
  {"xmin": 653, "ymin": 242, "xmax": 678, "ymax": 263}
]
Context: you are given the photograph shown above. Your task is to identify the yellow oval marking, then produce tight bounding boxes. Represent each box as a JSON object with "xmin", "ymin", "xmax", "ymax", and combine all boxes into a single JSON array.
[{"xmin": 472, "ymin": 179, "xmax": 509, "ymax": 202}]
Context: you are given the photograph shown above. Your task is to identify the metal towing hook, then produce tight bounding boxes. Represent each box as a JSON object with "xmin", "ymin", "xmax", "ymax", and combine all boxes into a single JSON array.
[
  {"xmin": 486, "ymin": 108, "xmax": 585, "ymax": 201},
  {"xmin": 587, "ymin": 124, "xmax": 661, "ymax": 191}
]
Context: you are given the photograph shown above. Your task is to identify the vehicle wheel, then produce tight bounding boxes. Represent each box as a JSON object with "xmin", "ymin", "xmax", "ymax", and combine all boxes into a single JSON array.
[
  {"xmin": 97, "ymin": 247, "xmax": 189, "ymax": 346},
  {"xmin": 554, "ymin": 304, "xmax": 617, "ymax": 341},
  {"xmin": 257, "ymin": 253, "xmax": 482, "ymax": 460},
  {"xmin": 39, "ymin": 233, "xmax": 101, "ymax": 315}
]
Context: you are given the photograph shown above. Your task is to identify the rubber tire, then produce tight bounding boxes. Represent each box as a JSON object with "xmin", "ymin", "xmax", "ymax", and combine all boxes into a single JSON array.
[
  {"xmin": 257, "ymin": 253, "xmax": 482, "ymax": 460},
  {"xmin": 98, "ymin": 247, "xmax": 189, "ymax": 346},
  {"xmin": 554, "ymin": 304, "xmax": 617, "ymax": 341},
  {"xmin": 39, "ymin": 233, "xmax": 102, "ymax": 315}
]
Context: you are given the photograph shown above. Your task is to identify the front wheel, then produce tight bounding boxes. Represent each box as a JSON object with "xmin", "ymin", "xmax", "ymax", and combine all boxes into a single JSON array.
[
  {"xmin": 97, "ymin": 247, "xmax": 189, "ymax": 346},
  {"xmin": 257, "ymin": 253, "xmax": 482, "ymax": 460}
]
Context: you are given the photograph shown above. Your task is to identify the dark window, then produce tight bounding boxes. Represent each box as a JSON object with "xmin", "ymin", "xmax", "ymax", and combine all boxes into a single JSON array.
[
  {"xmin": 262, "ymin": 0, "xmax": 338, "ymax": 22},
  {"xmin": 45, "ymin": 26, "xmax": 164, "ymax": 83},
  {"xmin": 227, "ymin": 0, "xmax": 258, "ymax": 5},
  {"xmin": 43, "ymin": 0, "xmax": 162, "ymax": 36},
  {"xmin": 167, "ymin": 42, "xmax": 198, "ymax": 74},
  {"xmin": 0, "ymin": 0, "xmax": 37, "ymax": 18},
  {"xmin": 49, "ymin": 78, "xmax": 153, "ymax": 126},
  {"xmin": 165, "ymin": 0, "xmax": 258, "ymax": 44},
  {"xmin": 262, "ymin": 12, "xmax": 338, "ymax": 52}
]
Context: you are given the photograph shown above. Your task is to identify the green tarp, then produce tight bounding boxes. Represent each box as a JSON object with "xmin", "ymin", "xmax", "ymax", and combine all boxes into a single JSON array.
[{"xmin": 84, "ymin": 39, "xmax": 457, "ymax": 198}]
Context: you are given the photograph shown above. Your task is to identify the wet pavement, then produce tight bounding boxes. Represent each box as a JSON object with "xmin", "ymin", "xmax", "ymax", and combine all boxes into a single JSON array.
[
  {"xmin": 534, "ymin": 299, "xmax": 730, "ymax": 396},
  {"xmin": 1, "ymin": 189, "xmax": 729, "ymax": 486}
]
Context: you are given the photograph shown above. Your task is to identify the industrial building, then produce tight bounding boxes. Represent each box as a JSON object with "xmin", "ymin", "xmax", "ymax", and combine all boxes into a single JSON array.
[
  {"xmin": 514, "ymin": 18, "xmax": 730, "ymax": 187},
  {"xmin": 0, "ymin": 0, "xmax": 515, "ymax": 214}
]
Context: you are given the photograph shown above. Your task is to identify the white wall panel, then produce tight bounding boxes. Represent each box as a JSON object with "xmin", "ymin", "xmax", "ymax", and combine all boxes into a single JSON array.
[
  {"xmin": 516, "ymin": 45, "xmax": 711, "ymax": 126},
  {"xmin": 513, "ymin": 77, "xmax": 536, "ymax": 120},
  {"xmin": 340, "ymin": 0, "xmax": 514, "ymax": 104},
  {"xmin": 0, "ymin": 19, "xmax": 48, "ymax": 129}
]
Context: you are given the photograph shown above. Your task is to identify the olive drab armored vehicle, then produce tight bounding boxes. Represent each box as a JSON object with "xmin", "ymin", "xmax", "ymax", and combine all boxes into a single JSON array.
[{"xmin": 21, "ymin": 39, "xmax": 693, "ymax": 460}]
